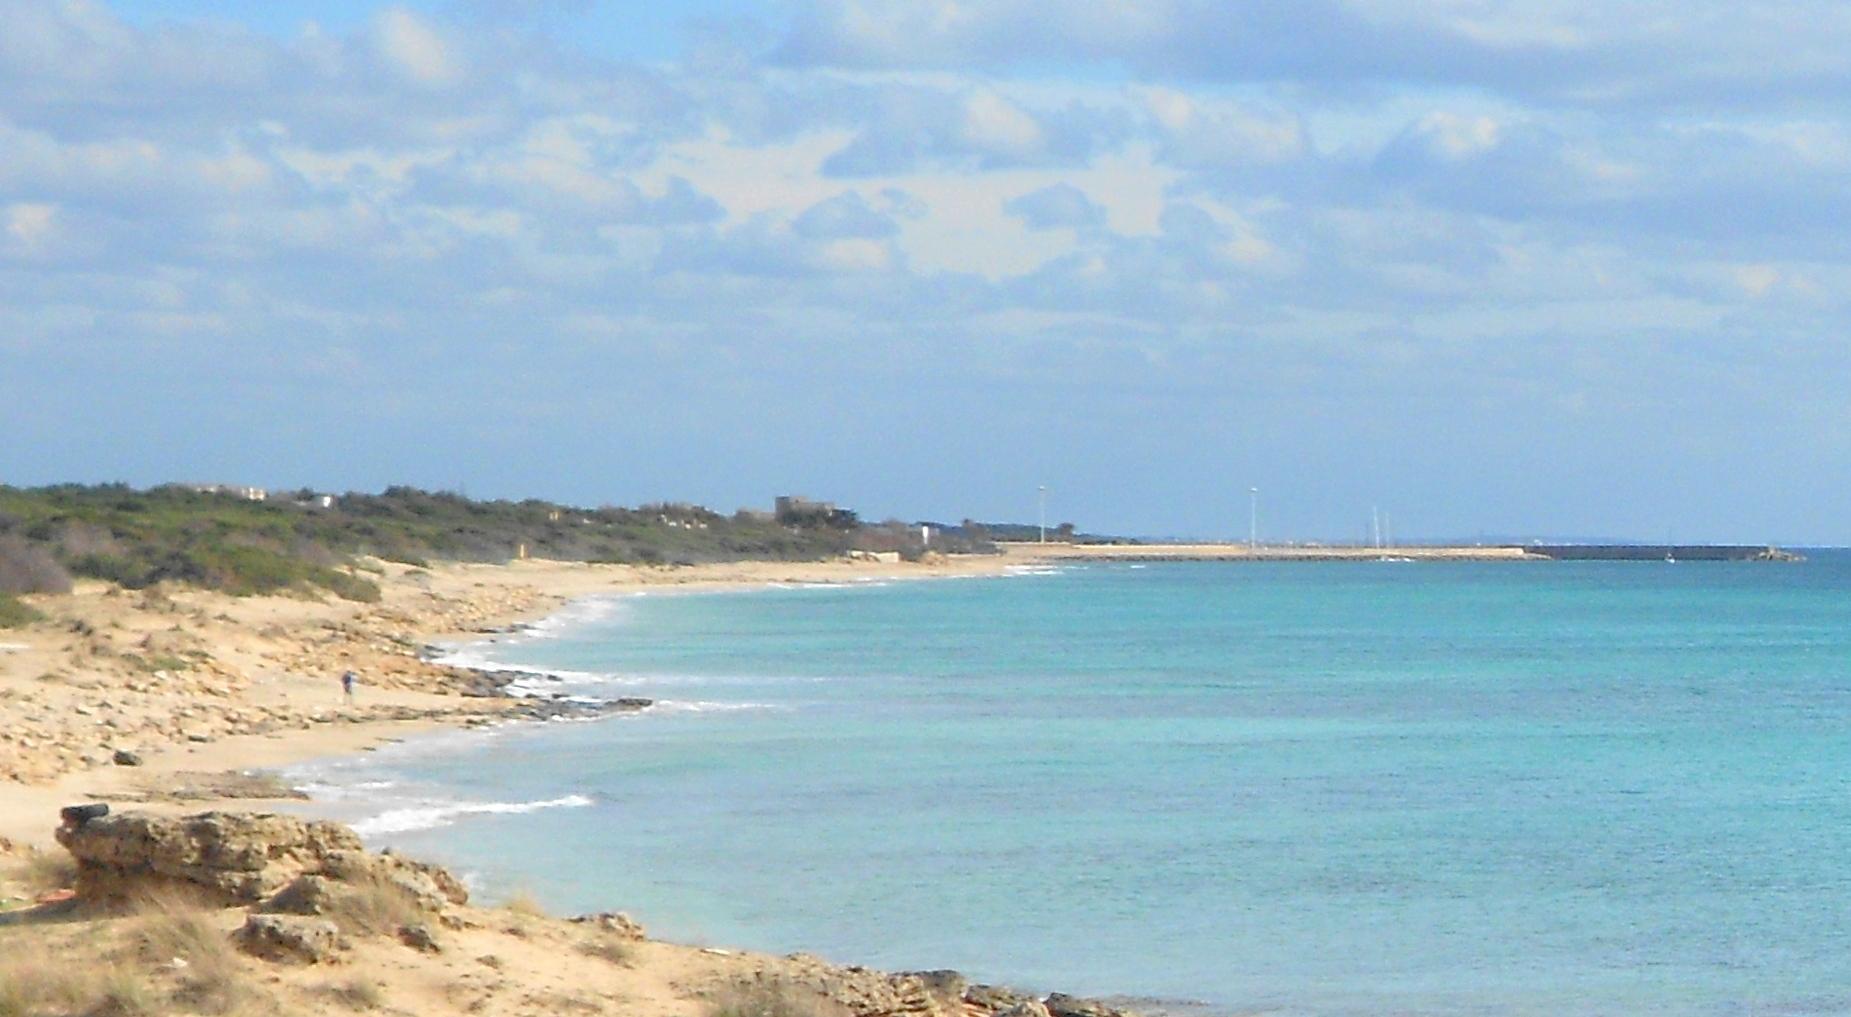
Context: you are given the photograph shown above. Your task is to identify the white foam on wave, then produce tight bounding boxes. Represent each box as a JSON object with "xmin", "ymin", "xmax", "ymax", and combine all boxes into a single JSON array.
[
  {"xmin": 290, "ymin": 779, "xmax": 399, "ymax": 801},
  {"xmin": 649, "ymin": 700, "xmax": 780, "ymax": 714},
  {"xmin": 507, "ymin": 594, "xmax": 633, "ymax": 641},
  {"xmin": 427, "ymin": 643, "xmax": 612, "ymax": 683},
  {"xmin": 351, "ymin": 793, "xmax": 594, "ymax": 838}
]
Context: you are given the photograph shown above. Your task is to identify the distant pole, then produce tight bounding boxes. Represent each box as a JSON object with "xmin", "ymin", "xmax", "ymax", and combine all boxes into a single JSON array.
[
  {"xmin": 1038, "ymin": 485, "xmax": 1048, "ymax": 544},
  {"xmin": 1372, "ymin": 506, "xmax": 1380, "ymax": 550},
  {"xmin": 1249, "ymin": 487, "xmax": 1259, "ymax": 550}
]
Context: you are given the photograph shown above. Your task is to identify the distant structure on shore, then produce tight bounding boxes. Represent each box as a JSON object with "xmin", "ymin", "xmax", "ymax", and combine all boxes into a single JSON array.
[
  {"xmin": 187, "ymin": 483, "xmax": 267, "ymax": 502},
  {"xmin": 1523, "ymin": 544, "xmax": 1802, "ymax": 562},
  {"xmin": 775, "ymin": 495, "xmax": 836, "ymax": 519}
]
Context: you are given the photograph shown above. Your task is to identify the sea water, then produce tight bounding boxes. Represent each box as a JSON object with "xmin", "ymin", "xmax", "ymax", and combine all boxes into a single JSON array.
[{"xmin": 290, "ymin": 557, "xmax": 1851, "ymax": 1016}]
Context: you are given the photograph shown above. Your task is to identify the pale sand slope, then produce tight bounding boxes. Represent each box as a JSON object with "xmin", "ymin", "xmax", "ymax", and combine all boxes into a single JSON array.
[{"xmin": 0, "ymin": 553, "xmax": 1023, "ymax": 851}]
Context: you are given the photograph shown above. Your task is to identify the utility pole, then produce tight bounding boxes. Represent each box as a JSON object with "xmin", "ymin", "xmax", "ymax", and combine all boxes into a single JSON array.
[
  {"xmin": 1249, "ymin": 487, "xmax": 1259, "ymax": 551},
  {"xmin": 1038, "ymin": 485, "xmax": 1048, "ymax": 544}
]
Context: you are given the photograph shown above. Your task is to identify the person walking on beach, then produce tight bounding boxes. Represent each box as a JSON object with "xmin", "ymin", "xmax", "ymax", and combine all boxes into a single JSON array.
[{"xmin": 341, "ymin": 669, "xmax": 358, "ymax": 705}]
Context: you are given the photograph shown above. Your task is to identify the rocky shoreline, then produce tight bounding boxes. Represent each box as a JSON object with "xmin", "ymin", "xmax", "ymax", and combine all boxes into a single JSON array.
[{"xmin": 5, "ymin": 805, "xmax": 1156, "ymax": 1017}]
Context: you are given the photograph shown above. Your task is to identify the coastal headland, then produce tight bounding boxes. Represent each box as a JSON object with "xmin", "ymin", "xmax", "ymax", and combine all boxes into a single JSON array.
[{"xmin": 0, "ymin": 540, "xmax": 1807, "ymax": 1017}]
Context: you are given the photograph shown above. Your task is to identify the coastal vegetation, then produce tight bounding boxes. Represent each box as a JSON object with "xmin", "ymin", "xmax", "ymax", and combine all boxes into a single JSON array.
[
  {"xmin": 0, "ymin": 483, "xmax": 982, "ymax": 604},
  {"xmin": 0, "ymin": 595, "xmax": 40, "ymax": 629}
]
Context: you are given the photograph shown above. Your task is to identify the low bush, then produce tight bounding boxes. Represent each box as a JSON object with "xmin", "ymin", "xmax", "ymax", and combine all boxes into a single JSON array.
[
  {"xmin": 0, "ymin": 595, "xmax": 41, "ymax": 629},
  {"xmin": 129, "ymin": 890, "xmax": 245, "ymax": 1013},
  {"xmin": 313, "ymin": 569, "xmax": 381, "ymax": 604},
  {"xmin": 0, "ymin": 946, "xmax": 151, "ymax": 1017},
  {"xmin": 0, "ymin": 535, "xmax": 71, "ymax": 594},
  {"xmin": 9, "ymin": 848, "xmax": 76, "ymax": 895},
  {"xmin": 319, "ymin": 873, "xmax": 423, "ymax": 937},
  {"xmin": 577, "ymin": 937, "xmax": 635, "ymax": 966},
  {"xmin": 500, "ymin": 890, "xmax": 547, "ymax": 919}
]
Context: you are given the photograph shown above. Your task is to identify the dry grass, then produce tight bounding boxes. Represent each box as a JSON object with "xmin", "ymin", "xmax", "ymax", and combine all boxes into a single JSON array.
[
  {"xmin": 577, "ymin": 936, "xmax": 635, "ymax": 966},
  {"xmin": 0, "ymin": 944, "xmax": 151, "ymax": 1017},
  {"xmin": 320, "ymin": 872, "xmax": 423, "ymax": 938},
  {"xmin": 127, "ymin": 889, "xmax": 247, "ymax": 1014},
  {"xmin": 9, "ymin": 848, "xmax": 76, "ymax": 896},
  {"xmin": 500, "ymin": 889, "xmax": 547, "ymax": 918},
  {"xmin": 88, "ymin": 965, "xmax": 157, "ymax": 1017},
  {"xmin": 319, "ymin": 978, "xmax": 385, "ymax": 1011},
  {"xmin": 706, "ymin": 978, "xmax": 851, "ymax": 1017}
]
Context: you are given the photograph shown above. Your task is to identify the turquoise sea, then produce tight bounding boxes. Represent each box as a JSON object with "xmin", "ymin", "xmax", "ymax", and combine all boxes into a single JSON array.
[{"xmin": 291, "ymin": 556, "xmax": 1851, "ymax": 1016}]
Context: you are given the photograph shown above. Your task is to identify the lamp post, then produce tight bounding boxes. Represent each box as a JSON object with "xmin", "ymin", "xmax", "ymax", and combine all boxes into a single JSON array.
[
  {"xmin": 1249, "ymin": 487, "xmax": 1258, "ymax": 551},
  {"xmin": 1038, "ymin": 485, "xmax": 1048, "ymax": 544}
]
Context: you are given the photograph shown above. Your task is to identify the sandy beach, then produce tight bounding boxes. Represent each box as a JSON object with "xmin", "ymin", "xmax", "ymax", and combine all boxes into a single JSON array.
[
  {"xmin": 0, "ymin": 539, "xmax": 1552, "ymax": 850},
  {"xmin": 2, "ymin": 549, "xmax": 1095, "ymax": 1017},
  {"xmin": 0, "ymin": 552, "xmax": 1023, "ymax": 851}
]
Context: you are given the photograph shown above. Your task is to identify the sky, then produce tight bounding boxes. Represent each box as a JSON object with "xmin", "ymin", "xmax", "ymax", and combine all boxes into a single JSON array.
[{"xmin": 2, "ymin": 1, "xmax": 1849, "ymax": 543}]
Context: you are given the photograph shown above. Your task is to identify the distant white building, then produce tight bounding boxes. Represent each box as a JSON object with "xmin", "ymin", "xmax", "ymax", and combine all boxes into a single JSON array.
[{"xmin": 190, "ymin": 484, "xmax": 267, "ymax": 502}]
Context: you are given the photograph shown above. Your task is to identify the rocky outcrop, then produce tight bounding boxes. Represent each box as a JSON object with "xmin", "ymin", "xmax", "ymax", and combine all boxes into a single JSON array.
[
  {"xmin": 56, "ymin": 810, "xmax": 362, "ymax": 904},
  {"xmin": 571, "ymin": 910, "xmax": 647, "ymax": 940},
  {"xmin": 53, "ymin": 809, "xmax": 467, "ymax": 914},
  {"xmin": 1043, "ymin": 995, "xmax": 1136, "ymax": 1017},
  {"xmin": 236, "ymin": 914, "xmax": 342, "ymax": 963}
]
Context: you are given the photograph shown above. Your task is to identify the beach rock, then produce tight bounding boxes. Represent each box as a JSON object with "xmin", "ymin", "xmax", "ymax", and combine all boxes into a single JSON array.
[
  {"xmin": 996, "ymin": 1002, "xmax": 1053, "ymax": 1017},
  {"xmin": 60, "ymin": 803, "xmax": 110, "ymax": 827},
  {"xmin": 56, "ymin": 810, "xmax": 362, "ymax": 904},
  {"xmin": 903, "ymin": 971, "xmax": 967, "ymax": 999},
  {"xmin": 398, "ymin": 922, "xmax": 442, "ymax": 953},
  {"xmin": 112, "ymin": 749, "xmax": 143, "ymax": 766},
  {"xmin": 236, "ymin": 914, "xmax": 342, "ymax": 963},
  {"xmin": 320, "ymin": 849, "xmax": 470, "ymax": 910},
  {"xmin": 964, "ymin": 986, "xmax": 1030, "ymax": 1012},
  {"xmin": 265, "ymin": 874, "xmax": 344, "ymax": 916},
  {"xmin": 1043, "ymin": 995, "xmax": 1135, "ymax": 1017},
  {"xmin": 571, "ymin": 911, "xmax": 647, "ymax": 940}
]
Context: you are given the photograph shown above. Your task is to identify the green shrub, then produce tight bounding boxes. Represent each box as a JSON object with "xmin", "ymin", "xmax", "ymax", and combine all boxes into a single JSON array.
[
  {"xmin": 0, "ymin": 594, "xmax": 42, "ymax": 629},
  {"xmin": 314, "ymin": 570, "xmax": 381, "ymax": 604}
]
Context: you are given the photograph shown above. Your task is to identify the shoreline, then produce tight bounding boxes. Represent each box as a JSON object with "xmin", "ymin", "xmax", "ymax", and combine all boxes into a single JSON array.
[
  {"xmin": 5, "ymin": 538, "xmax": 1779, "ymax": 847},
  {"xmin": 7, "ymin": 548, "xmax": 1195, "ymax": 1017},
  {"xmin": 0, "ymin": 552, "xmax": 1030, "ymax": 851}
]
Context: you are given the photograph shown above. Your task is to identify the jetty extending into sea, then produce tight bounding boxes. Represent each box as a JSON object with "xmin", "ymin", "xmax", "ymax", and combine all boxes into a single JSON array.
[{"xmin": 1004, "ymin": 543, "xmax": 1803, "ymax": 563}]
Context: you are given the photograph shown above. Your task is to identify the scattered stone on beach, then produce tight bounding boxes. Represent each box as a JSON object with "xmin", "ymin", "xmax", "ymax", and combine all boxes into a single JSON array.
[
  {"xmin": 1043, "ymin": 994, "xmax": 1137, "ymax": 1017},
  {"xmin": 570, "ymin": 910, "xmax": 647, "ymax": 940},
  {"xmin": 111, "ymin": 749, "xmax": 143, "ymax": 766},
  {"xmin": 266, "ymin": 873, "xmax": 345, "ymax": 916},
  {"xmin": 236, "ymin": 913, "xmax": 343, "ymax": 963},
  {"xmin": 398, "ymin": 921, "xmax": 442, "ymax": 953},
  {"xmin": 963, "ymin": 986, "xmax": 1031, "ymax": 1012}
]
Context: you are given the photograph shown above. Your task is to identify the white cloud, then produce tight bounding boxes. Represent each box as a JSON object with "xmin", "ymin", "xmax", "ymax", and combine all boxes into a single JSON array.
[
  {"xmin": 1413, "ymin": 112, "xmax": 1502, "ymax": 160},
  {"xmin": 960, "ymin": 90, "xmax": 1043, "ymax": 156},
  {"xmin": 376, "ymin": 7, "xmax": 460, "ymax": 87},
  {"xmin": 7, "ymin": 0, "xmax": 1851, "ymax": 538},
  {"xmin": 4, "ymin": 202, "xmax": 58, "ymax": 248}
]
